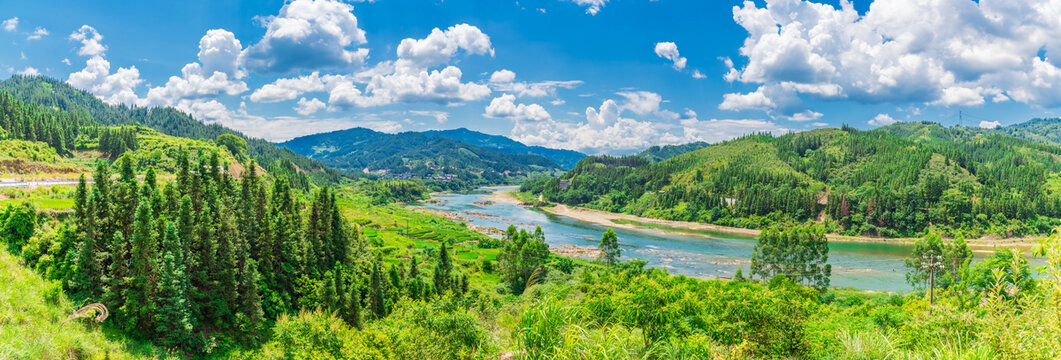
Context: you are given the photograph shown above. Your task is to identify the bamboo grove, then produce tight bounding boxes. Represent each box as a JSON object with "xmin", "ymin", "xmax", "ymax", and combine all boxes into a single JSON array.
[{"xmin": 523, "ymin": 123, "xmax": 1061, "ymax": 237}]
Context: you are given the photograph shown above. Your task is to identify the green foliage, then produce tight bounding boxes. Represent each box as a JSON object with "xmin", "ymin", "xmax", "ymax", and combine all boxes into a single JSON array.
[
  {"xmin": 524, "ymin": 123, "xmax": 1061, "ymax": 238},
  {"xmin": 498, "ymin": 225, "xmax": 550, "ymax": 293},
  {"xmin": 216, "ymin": 133, "xmax": 247, "ymax": 158},
  {"xmin": 751, "ymin": 225, "xmax": 831, "ymax": 289},
  {"xmin": 279, "ymin": 126, "xmax": 562, "ymax": 187},
  {"xmin": 598, "ymin": 228, "xmax": 621, "ymax": 265}
]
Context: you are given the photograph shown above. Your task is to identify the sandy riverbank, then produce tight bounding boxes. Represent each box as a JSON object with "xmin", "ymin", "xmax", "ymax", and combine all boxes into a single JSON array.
[{"xmin": 489, "ymin": 188, "xmax": 1039, "ymax": 250}]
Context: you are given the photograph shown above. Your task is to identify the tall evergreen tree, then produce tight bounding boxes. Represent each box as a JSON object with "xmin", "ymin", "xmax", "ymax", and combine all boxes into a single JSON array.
[
  {"xmin": 125, "ymin": 199, "xmax": 158, "ymax": 332},
  {"xmin": 154, "ymin": 222, "xmax": 192, "ymax": 346},
  {"xmin": 599, "ymin": 229, "xmax": 621, "ymax": 265},
  {"xmin": 434, "ymin": 241, "xmax": 453, "ymax": 294}
]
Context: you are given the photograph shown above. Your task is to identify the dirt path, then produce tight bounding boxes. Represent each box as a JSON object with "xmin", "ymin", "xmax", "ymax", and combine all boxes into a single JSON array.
[{"xmin": 491, "ymin": 188, "xmax": 1039, "ymax": 250}]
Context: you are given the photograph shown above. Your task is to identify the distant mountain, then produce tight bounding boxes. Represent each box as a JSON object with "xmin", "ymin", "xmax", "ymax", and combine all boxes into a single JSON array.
[
  {"xmin": 637, "ymin": 141, "xmax": 710, "ymax": 162},
  {"xmin": 0, "ymin": 75, "xmax": 341, "ymax": 189},
  {"xmin": 997, "ymin": 118, "xmax": 1061, "ymax": 145},
  {"xmin": 423, "ymin": 128, "xmax": 585, "ymax": 169},
  {"xmin": 279, "ymin": 127, "xmax": 562, "ymax": 180}
]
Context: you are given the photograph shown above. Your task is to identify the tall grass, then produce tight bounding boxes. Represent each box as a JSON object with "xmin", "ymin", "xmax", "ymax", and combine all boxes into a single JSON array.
[{"xmin": 0, "ymin": 250, "xmax": 158, "ymax": 359}]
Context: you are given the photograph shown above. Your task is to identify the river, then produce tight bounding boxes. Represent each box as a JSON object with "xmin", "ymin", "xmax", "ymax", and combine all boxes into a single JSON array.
[{"xmin": 424, "ymin": 187, "xmax": 1044, "ymax": 293}]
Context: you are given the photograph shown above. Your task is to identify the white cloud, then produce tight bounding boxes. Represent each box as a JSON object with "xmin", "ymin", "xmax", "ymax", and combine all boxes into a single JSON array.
[
  {"xmin": 692, "ymin": 70, "xmax": 706, "ymax": 79},
  {"xmin": 198, "ymin": 29, "xmax": 244, "ymax": 79},
  {"xmin": 409, "ymin": 110, "xmax": 450, "ymax": 124},
  {"xmin": 395, "ymin": 24, "xmax": 494, "ymax": 69},
  {"xmin": 249, "ymin": 71, "xmax": 331, "ymax": 103},
  {"xmin": 140, "ymin": 29, "xmax": 248, "ymax": 107},
  {"xmin": 69, "ymin": 25, "xmax": 106, "ymax": 56},
  {"xmin": 327, "ymin": 24, "xmax": 494, "ymax": 108},
  {"xmin": 489, "ymin": 69, "xmax": 516, "ymax": 83},
  {"xmin": 726, "ymin": 0, "xmax": 1061, "ymax": 112},
  {"xmin": 62, "ymin": 58, "xmax": 71, "ymax": 66},
  {"xmin": 616, "ymin": 91, "xmax": 662, "ymax": 115},
  {"xmin": 485, "ymin": 94, "xmax": 551, "ymax": 121},
  {"xmin": 2, "ymin": 17, "xmax": 17, "ymax": 32},
  {"xmin": 68, "ymin": 55, "xmax": 142, "ymax": 106},
  {"xmin": 242, "ymin": 0, "xmax": 368, "ymax": 74},
  {"xmin": 979, "ymin": 120, "xmax": 1001, "ymax": 129},
  {"xmin": 17, "ymin": 67, "xmax": 39, "ymax": 76},
  {"xmin": 570, "ymin": 0, "xmax": 607, "ymax": 15},
  {"xmin": 868, "ymin": 113, "xmax": 898, "ymax": 127},
  {"xmin": 654, "ymin": 42, "xmax": 687, "ymax": 70},
  {"xmin": 487, "ymin": 69, "xmax": 582, "ymax": 97},
  {"xmin": 294, "ymin": 97, "xmax": 326, "ymax": 115},
  {"xmin": 26, "ymin": 27, "xmax": 48, "ymax": 40}
]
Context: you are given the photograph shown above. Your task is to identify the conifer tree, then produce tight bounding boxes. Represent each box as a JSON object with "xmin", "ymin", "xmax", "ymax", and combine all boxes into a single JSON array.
[
  {"xmin": 370, "ymin": 259, "xmax": 387, "ymax": 318},
  {"xmin": 237, "ymin": 256, "xmax": 265, "ymax": 341},
  {"xmin": 154, "ymin": 222, "xmax": 192, "ymax": 346},
  {"xmin": 434, "ymin": 241, "xmax": 452, "ymax": 293},
  {"xmin": 126, "ymin": 199, "xmax": 158, "ymax": 332},
  {"xmin": 101, "ymin": 231, "xmax": 128, "ymax": 322}
]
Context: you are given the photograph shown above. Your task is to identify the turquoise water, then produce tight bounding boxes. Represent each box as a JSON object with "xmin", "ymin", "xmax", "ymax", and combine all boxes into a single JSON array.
[{"xmin": 424, "ymin": 187, "xmax": 1043, "ymax": 293}]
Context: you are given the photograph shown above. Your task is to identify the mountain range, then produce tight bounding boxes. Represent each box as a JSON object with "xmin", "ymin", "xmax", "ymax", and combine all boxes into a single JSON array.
[{"xmin": 279, "ymin": 127, "xmax": 567, "ymax": 180}]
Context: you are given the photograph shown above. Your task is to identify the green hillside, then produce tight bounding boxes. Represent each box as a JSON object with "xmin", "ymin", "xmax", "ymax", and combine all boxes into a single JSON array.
[
  {"xmin": 280, "ymin": 127, "xmax": 563, "ymax": 188},
  {"xmin": 0, "ymin": 249, "xmax": 160, "ymax": 359},
  {"xmin": 637, "ymin": 141, "xmax": 710, "ymax": 162},
  {"xmin": 524, "ymin": 123, "xmax": 1061, "ymax": 238},
  {"xmin": 0, "ymin": 75, "xmax": 341, "ymax": 189}
]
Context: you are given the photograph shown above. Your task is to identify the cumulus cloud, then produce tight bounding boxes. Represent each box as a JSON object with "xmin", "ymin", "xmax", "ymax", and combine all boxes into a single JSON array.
[
  {"xmin": 27, "ymin": 27, "xmax": 48, "ymax": 40},
  {"xmin": 868, "ymin": 113, "xmax": 898, "ymax": 126},
  {"xmin": 485, "ymin": 94, "xmax": 551, "ymax": 121},
  {"xmin": 242, "ymin": 0, "xmax": 369, "ymax": 74},
  {"xmin": 395, "ymin": 24, "xmax": 494, "ymax": 69},
  {"xmin": 570, "ymin": 0, "xmax": 607, "ymax": 15},
  {"xmin": 249, "ymin": 71, "xmax": 332, "ymax": 102},
  {"xmin": 69, "ymin": 25, "xmax": 106, "ymax": 56},
  {"xmin": 17, "ymin": 67, "xmax": 39, "ymax": 76},
  {"xmin": 726, "ymin": 0, "xmax": 1061, "ymax": 115},
  {"xmin": 327, "ymin": 24, "xmax": 494, "ymax": 108},
  {"xmin": 654, "ymin": 42, "xmax": 687, "ymax": 70},
  {"xmin": 294, "ymin": 97, "xmax": 327, "ymax": 115},
  {"xmin": 487, "ymin": 69, "xmax": 581, "ymax": 97},
  {"xmin": 141, "ymin": 29, "xmax": 248, "ymax": 107},
  {"xmin": 2, "ymin": 17, "xmax": 17, "ymax": 32},
  {"xmin": 67, "ymin": 55, "xmax": 143, "ymax": 106},
  {"xmin": 198, "ymin": 29, "xmax": 244, "ymax": 79},
  {"xmin": 979, "ymin": 120, "xmax": 1001, "ymax": 129}
]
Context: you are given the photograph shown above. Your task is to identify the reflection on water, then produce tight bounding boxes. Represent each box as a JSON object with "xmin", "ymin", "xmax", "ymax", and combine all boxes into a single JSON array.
[{"xmin": 422, "ymin": 187, "xmax": 1042, "ymax": 293}]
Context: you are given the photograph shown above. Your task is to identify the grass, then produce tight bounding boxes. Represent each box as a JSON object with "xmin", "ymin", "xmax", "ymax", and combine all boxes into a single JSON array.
[{"xmin": 0, "ymin": 250, "xmax": 161, "ymax": 359}]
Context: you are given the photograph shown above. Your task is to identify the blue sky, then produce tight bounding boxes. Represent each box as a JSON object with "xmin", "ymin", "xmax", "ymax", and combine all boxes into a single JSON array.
[{"xmin": 1, "ymin": 0, "xmax": 1058, "ymax": 154}]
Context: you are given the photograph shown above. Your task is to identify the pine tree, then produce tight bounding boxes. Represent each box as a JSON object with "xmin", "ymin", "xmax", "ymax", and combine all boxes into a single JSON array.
[
  {"xmin": 734, "ymin": 267, "xmax": 746, "ymax": 282},
  {"xmin": 154, "ymin": 222, "xmax": 192, "ymax": 346},
  {"xmin": 370, "ymin": 259, "xmax": 386, "ymax": 318},
  {"xmin": 70, "ymin": 231, "xmax": 99, "ymax": 300},
  {"xmin": 213, "ymin": 205, "xmax": 239, "ymax": 323},
  {"xmin": 434, "ymin": 241, "xmax": 452, "ymax": 293},
  {"xmin": 237, "ymin": 256, "xmax": 265, "ymax": 341},
  {"xmin": 101, "ymin": 231, "xmax": 128, "ymax": 323},
  {"xmin": 125, "ymin": 199, "xmax": 158, "ymax": 332}
]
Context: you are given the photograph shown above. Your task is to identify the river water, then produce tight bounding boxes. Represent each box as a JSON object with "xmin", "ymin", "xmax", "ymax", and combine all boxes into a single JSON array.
[{"xmin": 424, "ymin": 187, "xmax": 1042, "ymax": 292}]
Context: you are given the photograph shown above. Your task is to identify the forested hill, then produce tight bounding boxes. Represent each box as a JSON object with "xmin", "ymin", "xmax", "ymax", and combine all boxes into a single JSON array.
[
  {"xmin": 0, "ymin": 75, "xmax": 342, "ymax": 188},
  {"xmin": 637, "ymin": 141, "xmax": 710, "ymax": 162},
  {"xmin": 997, "ymin": 117, "xmax": 1061, "ymax": 145},
  {"xmin": 523, "ymin": 122, "xmax": 1061, "ymax": 238},
  {"xmin": 279, "ymin": 127, "xmax": 563, "ymax": 181},
  {"xmin": 423, "ymin": 128, "xmax": 586, "ymax": 169}
]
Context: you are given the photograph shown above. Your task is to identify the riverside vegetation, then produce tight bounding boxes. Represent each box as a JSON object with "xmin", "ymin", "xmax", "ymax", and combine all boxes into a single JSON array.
[
  {"xmin": 523, "ymin": 123, "xmax": 1061, "ymax": 239},
  {"xmin": 0, "ymin": 76, "xmax": 1059, "ymax": 359}
]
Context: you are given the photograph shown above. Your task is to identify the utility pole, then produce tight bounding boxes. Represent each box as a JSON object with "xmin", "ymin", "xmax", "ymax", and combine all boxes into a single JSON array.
[{"xmin": 920, "ymin": 251, "xmax": 944, "ymax": 314}]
